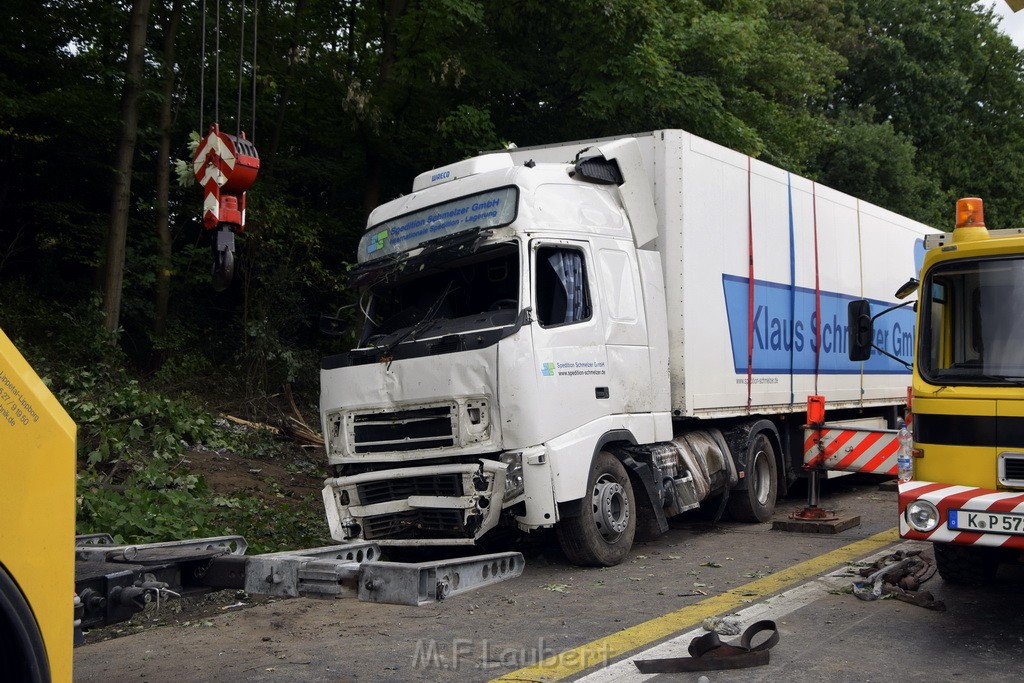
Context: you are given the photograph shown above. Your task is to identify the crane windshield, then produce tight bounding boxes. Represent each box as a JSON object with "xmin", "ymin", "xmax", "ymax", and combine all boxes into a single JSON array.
[{"xmin": 919, "ymin": 256, "xmax": 1024, "ymax": 384}]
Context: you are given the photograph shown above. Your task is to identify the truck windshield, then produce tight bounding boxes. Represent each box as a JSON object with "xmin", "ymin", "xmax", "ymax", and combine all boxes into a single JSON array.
[
  {"xmin": 358, "ymin": 241, "xmax": 521, "ymax": 347},
  {"xmin": 920, "ymin": 256, "xmax": 1024, "ymax": 384}
]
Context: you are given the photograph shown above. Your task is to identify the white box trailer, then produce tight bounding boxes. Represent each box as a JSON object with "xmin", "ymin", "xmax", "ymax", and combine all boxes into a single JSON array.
[
  {"xmin": 319, "ymin": 129, "xmax": 938, "ymax": 566},
  {"xmin": 501, "ymin": 130, "xmax": 929, "ymax": 417}
]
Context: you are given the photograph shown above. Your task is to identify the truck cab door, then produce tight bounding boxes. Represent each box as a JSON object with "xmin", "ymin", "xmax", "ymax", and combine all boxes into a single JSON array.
[{"xmin": 507, "ymin": 239, "xmax": 610, "ymax": 446}]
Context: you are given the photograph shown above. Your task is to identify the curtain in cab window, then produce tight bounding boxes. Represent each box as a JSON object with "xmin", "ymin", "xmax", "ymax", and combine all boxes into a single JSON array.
[{"xmin": 537, "ymin": 247, "xmax": 590, "ymax": 326}]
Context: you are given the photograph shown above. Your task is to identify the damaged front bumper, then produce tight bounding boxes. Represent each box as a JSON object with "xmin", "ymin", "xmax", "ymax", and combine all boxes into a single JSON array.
[{"xmin": 322, "ymin": 460, "xmax": 507, "ymax": 545}]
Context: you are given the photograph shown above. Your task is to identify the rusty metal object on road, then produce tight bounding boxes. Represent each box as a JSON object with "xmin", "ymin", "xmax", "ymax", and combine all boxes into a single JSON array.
[{"xmin": 852, "ymin": 549, "xmax": 945, "ymax": 611}]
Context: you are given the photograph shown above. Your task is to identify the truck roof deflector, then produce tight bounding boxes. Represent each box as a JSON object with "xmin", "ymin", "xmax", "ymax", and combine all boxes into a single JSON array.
[{"xmin": 595, "ymin": 138, "xmax": 659, "ymax": 249}]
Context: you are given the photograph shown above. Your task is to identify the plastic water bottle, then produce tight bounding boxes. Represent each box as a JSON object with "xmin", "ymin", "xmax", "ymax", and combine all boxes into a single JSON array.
[{"xmin": 896, "ymin": 418, "xmax": 913, "ymax": 484}]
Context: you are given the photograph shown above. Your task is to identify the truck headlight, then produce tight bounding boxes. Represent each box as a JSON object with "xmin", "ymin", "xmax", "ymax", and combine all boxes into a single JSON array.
[
  {"xmin": 905, "ymin": 500, "xmax": 939, "ymax": 532},
  {"xmin": 500, "ymin": 451, "xmax": 524, "ymax": 502}
]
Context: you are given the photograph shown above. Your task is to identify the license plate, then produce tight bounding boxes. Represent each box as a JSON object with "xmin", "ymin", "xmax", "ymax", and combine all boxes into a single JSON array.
[{"xmin": 949, "ymin": 509, "xmax": 1024, "ymax": 535}]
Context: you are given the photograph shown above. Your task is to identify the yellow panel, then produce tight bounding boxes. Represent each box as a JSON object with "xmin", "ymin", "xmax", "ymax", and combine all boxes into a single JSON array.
[
  {"xmin": 997, "ymin": 399, "xmax": 1024, "ymax": 418},
  {"xmin": 0, "ymin": 328, "xmax": 76, "ymax": 681},
  {"xmin": 912, "ymin": 397, "xmax": 998, "ymax": 488},
  {"xmin": 913, "ymin": 396, "xmax": 995, "ymax": 416},
  {"xmin": 915, "ymin": 443, "xmax": 997, "ymax": 489}
]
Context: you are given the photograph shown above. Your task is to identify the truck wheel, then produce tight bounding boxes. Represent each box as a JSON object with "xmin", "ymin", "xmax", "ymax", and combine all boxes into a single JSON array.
[
  {"xmin": 0, "ymin": 567, "xmax": 49, "ymax": 683},
  {"xmin": 557, "ymin": 451, "xmax": 636, "ymax": 566},
  {"xmin": 727, "ymin": 433, "xmax": 778, "ymax": 523},
  {"xmin": 934, "ymin": 543, "xmax": 1001, "ymax": 585}
]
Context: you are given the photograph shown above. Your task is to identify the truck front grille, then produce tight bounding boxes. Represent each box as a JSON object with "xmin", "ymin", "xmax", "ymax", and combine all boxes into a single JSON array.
[
  {"xmin": 357, "ymin": 473, "xmax": 464, "ymax": 505},
  {"xmin": 1001, "ymin": 453, "xmax": 1024, "ymax": 486},
  {"xmin": 351, "ymin": 405, "xmax": 456, "ymax": 454},
  {"xmin": 362, "ymin": 509, "xmax": 468, "ymax": 540}
]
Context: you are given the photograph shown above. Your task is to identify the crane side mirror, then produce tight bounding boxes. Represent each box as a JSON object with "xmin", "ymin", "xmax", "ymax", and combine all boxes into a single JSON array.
[
  {"xmin": 894, "ymin": 277, "xmax": 919, "ymax": 300},
  {"xmin": 848, "ymin": 299, "xmax": 873, "ymax": 362}
]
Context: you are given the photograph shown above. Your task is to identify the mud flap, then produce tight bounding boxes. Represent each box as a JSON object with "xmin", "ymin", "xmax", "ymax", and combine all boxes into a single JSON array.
[{"xmin": 616, "ymin": 452, "xmax": 669, "ymax": 536}]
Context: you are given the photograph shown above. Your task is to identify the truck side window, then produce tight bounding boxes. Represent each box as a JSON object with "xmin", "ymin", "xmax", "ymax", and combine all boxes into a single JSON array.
[{"xmin": 536, "ymin": 247, "xmax": 591, "ymax": 326}]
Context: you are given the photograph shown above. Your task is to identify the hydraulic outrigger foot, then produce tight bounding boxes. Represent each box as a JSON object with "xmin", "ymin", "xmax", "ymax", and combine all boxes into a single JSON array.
[
  {"xmin": 74, "ymin": 534, "xmax": 524, "ymax": 634},
  {"xmin": 772, "ymin": 469, "xmax": 861, "ymax": 534}
]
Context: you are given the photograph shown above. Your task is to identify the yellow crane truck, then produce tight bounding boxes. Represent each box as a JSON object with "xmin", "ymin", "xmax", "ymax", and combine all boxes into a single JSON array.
[
  {"xmin": 848, "ymin": 198, "xmax": 1024, "ymax": 583},
  {"xmin": 0, "ymin": 327, "xmax": 76, "ymax": 682}
]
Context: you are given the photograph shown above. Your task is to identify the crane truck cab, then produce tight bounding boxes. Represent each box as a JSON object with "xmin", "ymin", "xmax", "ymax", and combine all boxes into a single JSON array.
[{"xmin": 849, "ymin": 198, "xmax": 1024, "ymax": 583}]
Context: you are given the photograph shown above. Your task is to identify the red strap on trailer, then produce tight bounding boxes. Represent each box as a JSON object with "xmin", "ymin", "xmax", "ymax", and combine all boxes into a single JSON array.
[{"xmin": 811, "ymin": 182, "xmax": 821, "ymax": 393}]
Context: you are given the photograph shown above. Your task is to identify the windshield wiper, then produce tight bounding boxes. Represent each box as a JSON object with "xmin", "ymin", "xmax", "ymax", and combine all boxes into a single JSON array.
[
  {"xmin": 350, "ymin": 230, "xmax": 493, "ymax": 289},
  {"xmin": 975, "ymin": 373, "xmax": 1024, "ymax": 386},
  {"xmin": 379, "ymin": 281, "xmax": 455, "ymax": 366},
  {"xmin": 937, "ymin": 371, "xmax": 1024, "ymax": 386}
]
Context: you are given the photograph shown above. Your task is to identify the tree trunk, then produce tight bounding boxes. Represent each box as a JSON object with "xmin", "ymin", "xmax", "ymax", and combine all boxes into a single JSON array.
[
  {"xmin": 263, "ymin": 0, "xmax": 307, "ymax": 177},
  {"xmin": 153, "ymin": 0, "xmax": 183, "ymax": 343},
  {"xmin": 361, "ymin": 0, "xmax": 407, "ymax": 217},
  {"xmin": 103, "ymin": 0, "xmax": 152, "ymax": 334}
]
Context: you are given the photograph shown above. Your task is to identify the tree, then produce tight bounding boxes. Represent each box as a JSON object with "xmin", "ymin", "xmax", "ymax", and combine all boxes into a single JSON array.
[
  {"xmin": 814, "ymin": 114, "xmax": 942, "ymax": 223},
  {"xmin": 103, "ymin": 0, "xmax": 153, "ymax": 333},
  {"xmin": 825, "ymin": 0, "xmax": 1024, "ymax": 226},
  {"xmin": 154, "ymin": 0, "xmax": 184, "ymax": 343}
]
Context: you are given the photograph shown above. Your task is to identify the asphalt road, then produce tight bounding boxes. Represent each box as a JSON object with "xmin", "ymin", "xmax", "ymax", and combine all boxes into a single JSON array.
[{"xmin": 72, "ymin": 475, "xmax": 1024, "ymax": 683}]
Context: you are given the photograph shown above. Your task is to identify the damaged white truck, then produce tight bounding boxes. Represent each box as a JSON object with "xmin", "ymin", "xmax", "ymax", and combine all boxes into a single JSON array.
[{"xmin": 319, "ymin": 130, "xmax": 937, "ymax": 566}]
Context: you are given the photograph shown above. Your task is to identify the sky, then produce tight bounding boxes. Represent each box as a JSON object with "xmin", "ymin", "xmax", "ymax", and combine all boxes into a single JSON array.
[{"xmin": 986, "ymin": 0, "xmax": 1024, "ymax": 48}]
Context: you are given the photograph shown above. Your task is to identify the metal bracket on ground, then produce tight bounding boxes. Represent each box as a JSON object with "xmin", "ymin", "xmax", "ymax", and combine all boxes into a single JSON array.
[
  {"xmin": 75, "ymin": 534, "xmax": 526, "ymax": 631},
  {"xmin": 359, "ymin": 552, "xmax": 524, "ymax": 606},
  {"xmin": 240, "ymin": 542, "xmax": 382, "ymax": 598}
]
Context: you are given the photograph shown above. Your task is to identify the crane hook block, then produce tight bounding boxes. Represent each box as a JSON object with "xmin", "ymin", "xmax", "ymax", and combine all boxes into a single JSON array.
[{"xmin": 193, "ymin": 123, "xmax": 260, "ymax": 232}]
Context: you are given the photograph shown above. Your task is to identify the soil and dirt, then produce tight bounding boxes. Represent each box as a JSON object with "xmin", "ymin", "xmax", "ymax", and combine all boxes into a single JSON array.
[
  {"xmin": 183, "ymin": 445, "xmax": 326, "ymax": 506},
  {"xmin": 81, "ymin": 443, "xmax": 329, "ymax": 645}
]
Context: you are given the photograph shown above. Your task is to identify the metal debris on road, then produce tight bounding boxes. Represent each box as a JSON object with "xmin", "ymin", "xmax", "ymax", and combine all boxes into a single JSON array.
[{"xmin": 851, "ymin": 549, "xmax": 946, "ymax": 611}]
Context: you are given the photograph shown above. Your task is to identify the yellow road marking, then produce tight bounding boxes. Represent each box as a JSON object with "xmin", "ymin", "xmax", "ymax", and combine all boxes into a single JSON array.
[{"xmin": 489, "ymin": 527, "xmax": 899, "ymax": 682}]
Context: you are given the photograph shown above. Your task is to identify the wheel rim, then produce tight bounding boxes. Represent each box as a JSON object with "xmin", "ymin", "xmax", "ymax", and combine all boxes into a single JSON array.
[
  {"xmin": 592, "ymin": 473, "xmax": 630, "ymax": 540},
  {"xmin": 751, "ymin": 445, "xmax": 772, "ymax": 505}
]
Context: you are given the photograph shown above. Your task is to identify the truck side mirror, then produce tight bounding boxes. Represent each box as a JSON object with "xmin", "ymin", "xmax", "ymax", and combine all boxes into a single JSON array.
[{"xmin": 848, "ymin": 299, "xmax": 873, "ymax": 361}]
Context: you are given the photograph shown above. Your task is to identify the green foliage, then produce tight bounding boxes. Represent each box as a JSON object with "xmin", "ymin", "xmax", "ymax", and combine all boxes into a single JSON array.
[
  {"xmin": 76, "ymin": 460, "xmax": 331, "ymax": 554},
  {"xmin": 813, "ymin": 114, "xmax": 946, "ymax": 226},
  {"xmin": 54, "ymin": 346, "xmax": 329, "ymax": 553},
  {"xmin": 824, "ymin": 0, "xmax": 1024, "ymax": 227},
  {"xmin": 59, "ymin": 369, "xmax": 219, "ymax": 465},
  {"xmin": 436, "ymin": 105, "xmax": 503, "ymax": 159}
]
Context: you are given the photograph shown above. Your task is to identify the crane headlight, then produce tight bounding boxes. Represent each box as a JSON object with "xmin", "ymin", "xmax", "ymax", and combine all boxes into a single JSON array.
[{"xmin": 905, "ymin": 500, "xmax": 939, "ymax": 532}]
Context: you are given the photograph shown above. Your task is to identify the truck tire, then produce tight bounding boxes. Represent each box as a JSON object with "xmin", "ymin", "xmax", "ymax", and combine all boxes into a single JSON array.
[
  {"xmin": 933, "ymin": 543, "xmax": 1001, "ymax": 585},
  {"xmin": 727, "ymin": 433, "xmax": 778, "ymax": 523},
  {"xmin": 0, "ymin": 567, "xmax": 49, "ymax": 683},
  {"xmin": 557, "ymin": 451, "xmax": 636, "ymax": 566}
]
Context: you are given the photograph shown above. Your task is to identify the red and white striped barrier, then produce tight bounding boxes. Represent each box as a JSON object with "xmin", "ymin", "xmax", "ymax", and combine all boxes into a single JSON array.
[
  {"xmin": 803, "ymin": 425, "xmax": 900, "ymax": 476},
  {"xmin": 899, "ymin": 480, "xmax": 1024, "ymax": 550}
]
